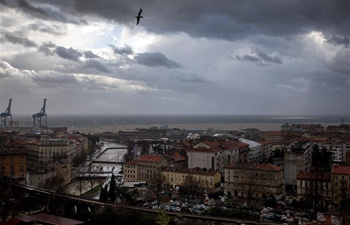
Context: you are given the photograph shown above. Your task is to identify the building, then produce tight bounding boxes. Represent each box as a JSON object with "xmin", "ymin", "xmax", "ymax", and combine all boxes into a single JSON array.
[
  {"xmin": 296, "ymin": 171, "xmax": 331, "ymax": 208},
  {"xmin": 0, "ymin": 147, "xmax": 27, "ymax": 182},
  {"xmin": 39, "ymin": 135, "xmax": 76, "ymax": 164},
  {"xmin": 123, "ymin": 160, "xmax": 137, "ymax": 182},
  {"xmin": 239, "ymin": 138, "xmax": 263, "ymax": 162},
  {"xmin": 187, "ymin": 140, "xmax": 249, "ymax": 174},
  {"xmin": 283, "ymin": 141, "xmax": 312, "ymax": 186},
  {"xmin": 161, "ymin": 167, "xmax": 221, "ymax": 192},
  {"xmin": 257, "ymin": 140, "xmax": 272, "ymax": 161},
  {"xmin": 123, "ymin": 155, "xmax": 168, "ymax": 183},
  {"xmin": 224, "ymin": 162, "xmax": 285, "ymax": 200},
  {"xmin": 331, "ymin": 140, "xmax": 350, "ymax": 164},
  {"xmin": 331, "ymin": 165, "xmax": 350, "ymax": 207},
  {"xmin": 27, "ymin": 167, "xmax": 57, "ymax": 187},
  {"xmin": 260, "ymin": 131, "xmax": 283, "ymax": 143},
  {"xmin": 49, "ymin": 159, "xmax": 72, "ymax": 185},
  {"xmin": 242, "ymin": 128, "xmax": 260, "ymax": 141}
]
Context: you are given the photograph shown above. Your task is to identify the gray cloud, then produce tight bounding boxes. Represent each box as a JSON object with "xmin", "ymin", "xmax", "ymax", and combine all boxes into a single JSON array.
[
  {"xmin": 38, "ymin": 41, "xmax": 56, "ymax": 56},
  {"xmin": 327, "ymin": 49, "xmax": 350, "ymax": 77},
  {"xmin": 110, "ymin": 45, "xmax": 134, "ymax": 55},
  {"xmin": 31, "ymin": 72, "xmax": 79, "ymax": 86},
  {"xmin": 134, "ymin": 52, "xmax": 181, "ymax": 69},
  {"xmin": 28, "ymin": 22, "xmax": 64, "ymax": 35},
  {"xmin": 82, "ymin": 60, "xmax": 111, "ymax": 73},
  {"xmin": 236, "ymin": 50, "xmax": 282, "ymax": 66},
  {"xmin": 72, "ymin": 0, "xmax": 349, "ymax": 42},
  {"xmin": 17, "ymin": 0, "xmax": 48, "ymax": 18},
  {"xmin": 325, "ymin": 34, "xmax": 349, "ymax": 48},
  {"xmin": 84, "ymin": 50, "xmax": 100, "ymax": 58},
  {"xmin": 55, "ymin": 46, "xmax": 82, "ymax": 61},
  {"xmin": 2, "ymin": 33, "xmax": 38, "ymax": 47}
]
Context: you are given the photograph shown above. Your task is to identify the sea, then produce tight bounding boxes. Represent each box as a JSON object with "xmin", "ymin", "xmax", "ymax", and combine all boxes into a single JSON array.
[{"xmin": 9, "ymin": 114, "xmax": 350, "ymax": 134}]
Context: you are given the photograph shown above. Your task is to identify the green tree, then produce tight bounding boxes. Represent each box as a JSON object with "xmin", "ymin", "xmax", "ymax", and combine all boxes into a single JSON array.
[
  {"xmin": 156, "ymin": 210, "xmax": 171, "ymax": 225},
  {"xmin": 108, "ymin": 174, "xmax": 116, "ymax": 202}
]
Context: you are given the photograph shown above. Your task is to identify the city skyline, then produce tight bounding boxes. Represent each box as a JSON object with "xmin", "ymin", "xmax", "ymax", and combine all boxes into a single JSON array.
[{"xmin": 0, "ymin": 0, "xmax": 349, "ymax": 116}]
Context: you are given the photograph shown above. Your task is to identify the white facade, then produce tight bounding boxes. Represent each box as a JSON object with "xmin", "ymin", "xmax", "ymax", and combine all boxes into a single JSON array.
[
  {"xmin": 239, "ymin": 138, "xmax": 262, "ymax": 162},
  {"xmin": 284, "ymin": 141, "xmax": 312, "ymax": 186},
  {"xmin": 27, "ymin": 168, "xmax": 57, "ymax": 187},
  {"xmin": 187, "ymin": 142, "xmax": 224, "ymax": 172},
  {"xmin": 332, "ymin": 141, "xmax": 350, "ymax": 163}
]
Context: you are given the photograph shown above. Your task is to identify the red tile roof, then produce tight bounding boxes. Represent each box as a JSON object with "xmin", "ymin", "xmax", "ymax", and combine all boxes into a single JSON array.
[
  {"xmin": 162, "ymin": 167, "xmax": 219, "ymax": 176},
  {"xmin": 257, "ymin": 140, "xmax": 271, "ymax": 146},
  {"xmin": 225, "ymin": 162, "xmax": 282, "ymax": 171},
  {"xmin": 18, "ymin": 213, "xmax": 85, "ymax": 225},
  {"xmin": 331, "ymin": 165, "xmax": 350, "ymax": 175},
  {"xmin": 124, "ymin": 160, "xmax": 137, "ymax": 166},
  {"xmin": 138, "ymin": 155, "xmax": 163, "ymax": 163},
  {"xmin": 297, "ymin": 171, "xmax": 331, "ymax": 181},
  {"xmin": 261, "ymin": 131, "xmax": 282, "ymax": 136}
]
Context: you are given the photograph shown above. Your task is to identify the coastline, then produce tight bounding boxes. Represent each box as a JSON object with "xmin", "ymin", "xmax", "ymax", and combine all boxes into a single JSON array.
[{"xmin": 75, "ymin": 122, "xmax": 342, "ymax": 134}]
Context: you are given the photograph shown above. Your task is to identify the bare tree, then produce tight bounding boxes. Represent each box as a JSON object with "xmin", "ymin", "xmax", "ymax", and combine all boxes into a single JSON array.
[
  {"xmin": 86, "ymin": 165, "xmax": 102, "ymax": 190},
  {"xmin": 148, "ymin": 170, "xmax": 165, "ymax": 208},
  {"xmin": 180, "ymin": 172, "xmax": 202, "ymax": 200}
]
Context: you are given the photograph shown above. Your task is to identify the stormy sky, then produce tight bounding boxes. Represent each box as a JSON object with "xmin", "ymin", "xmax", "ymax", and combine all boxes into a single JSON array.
[{"xmin": 0, "ymin": 0, "xmax": 349, "ymax": 115}]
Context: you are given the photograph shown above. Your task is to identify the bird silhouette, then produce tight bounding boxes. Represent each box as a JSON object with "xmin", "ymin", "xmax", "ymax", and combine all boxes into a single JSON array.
[{"xmin": 135, "ymin": 9, "xmax": 143, "ymax": 25}]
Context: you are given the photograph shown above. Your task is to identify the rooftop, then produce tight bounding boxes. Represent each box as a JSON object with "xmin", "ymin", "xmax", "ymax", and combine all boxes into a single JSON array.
[
  {"xmin": 225, "ymin": 161, "xmax": 282, "ymax": 171},
  {"xmin": 331, "ymin": 165, "xmax": 350, "ymax": 175}
]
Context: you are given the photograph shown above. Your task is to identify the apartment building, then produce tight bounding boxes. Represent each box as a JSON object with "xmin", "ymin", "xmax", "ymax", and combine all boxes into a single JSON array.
[
  {"xmin": 187, "ymin": 140, "xmax": 249, "ymax": 174},
  {"xmin": 0, "ymin": 147, "xmax": 27, "ymax": 182},
  {"xmin": 296, "ymin": 171, "xmax": 331, "ymax": 207},
  {"xmin": 123, "ymin": 155, "xmax": 168, "ymax": 183},
  {"xmin": 162, "ymin": 167, "xmax": 221, "ymax": 192},
  {"xmin": 123, "ymin": 160, "xmax": 138, "ymax": 182},
  {"xmin": 332, "ymin": 140, "xmax": 350, "ymax": 164},
  {"xmin": 331, "ymin": 165, "xmax": 350, "ymax": 207},
  {"xmin": 260, "ymin": 131, "xmax": 283, "ymax": 143},
  {"xmin": 284, "ymin": 141, "xmax": 312, "ymax": 186},
  {"xmin": 239, "ymin": 138, "xmax": 263, "ymax": 162},
  {"xmin": 224, "ymin": 162, "xmax": 285, "ymax": 200}
]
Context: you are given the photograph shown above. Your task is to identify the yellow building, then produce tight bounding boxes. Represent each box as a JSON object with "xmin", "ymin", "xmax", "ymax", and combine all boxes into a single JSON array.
[
  {"xmin": 123, "ymin": 155, "xmax": 167, "ymax": 183},
  {"xmin": 123, "ymin": 160, "xmax": 138, "ymax": 182},
  {"xmin": 331, "ymin": 165, "xmax": 350, "ymax": 207},
  {"xmin": 162, "ymin": 167, "xmax": 221, "ymax": 192},
  {"xmin": 296, "ymin": 171, "xmax": 331, "ymax": 207},
  {"xmin": 224, "ymin": 162, "xmax": 285, "ymax": 200},
  {"xmin": 0, "ymin": 147, "xmax": 27, "ymax": 182}
]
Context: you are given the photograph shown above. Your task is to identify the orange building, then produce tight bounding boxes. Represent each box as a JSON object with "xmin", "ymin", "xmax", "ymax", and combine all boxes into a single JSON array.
[{"xmin": 0, "ymin": 147, "xmax": 27, "ymax": 182}]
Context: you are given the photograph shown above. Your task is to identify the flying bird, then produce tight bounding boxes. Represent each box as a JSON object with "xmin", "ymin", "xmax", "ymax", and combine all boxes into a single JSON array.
[{"xmin": 135, "ymin": 9, "xmax": 143, "ymax": 25}]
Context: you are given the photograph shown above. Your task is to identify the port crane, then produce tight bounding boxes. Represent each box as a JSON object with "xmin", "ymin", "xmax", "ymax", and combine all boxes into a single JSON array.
[
  {"xmin": 32, "ymin": 99, "xmax": 47, "ymax": 128},
  {"xmin": 0, "ymin": 99, "xmax": 12, "ymax": 127}
]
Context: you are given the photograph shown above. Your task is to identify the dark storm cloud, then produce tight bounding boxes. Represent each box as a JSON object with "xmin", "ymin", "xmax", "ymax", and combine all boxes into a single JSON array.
[
  {"xmin": 327, "ymin": 49, "xmax": 350, "ymax": 77},
  {"xmin": 1, "ymin": 0, "xmax": 85, "ymax": 24},
  {"xmin": 84, "ymin": 50, "xmax": 100, "ymax": 58},
  {"xmin": 38, "ymin": 42, "xmax": 56, "ymax": 56},
  {"xmin": 82, "ymin": 60, "xmax": 111, "ymax": 73},
  {"xmin": 2, "ymin": 33, "xmax": 38, "ymax": 47},
  {"xmin": 134, "ymin": 52, "xmax": 181, "ymax": 69},
  {"xmin": 74, "ymin": 0, "xmax": 135, "ymax": 24},
  {"xmin": 110, "ymin": 45, "xmax": 134, "ymax": 55},
  {"xmin": 17, "ymin": 0, "xmax": 48, "ymax": 18},
  {"xmin": 72, "ymin": 0, "xmax": 349, "ymax": 41},
  {"xmin": 55, "ymin": 46, "xmax": 82, "ymax": 61},
  {"xmin": 236, "ymin": 50, "xmax": 282, "ymax": 66},
  {"xmin": 324, "ymin": 34, "xmax": 349, "ymax": 48}
]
